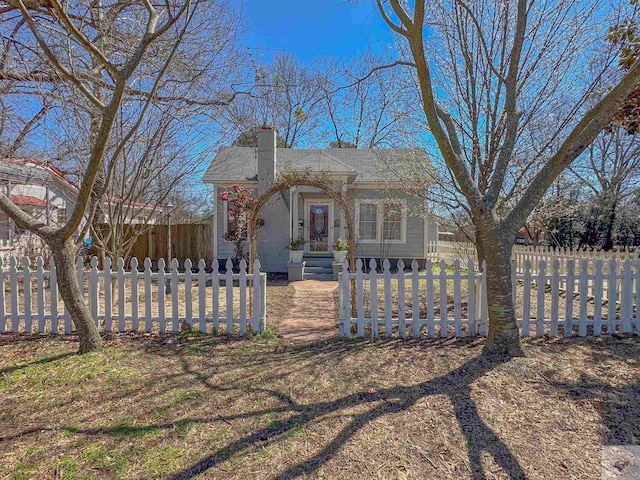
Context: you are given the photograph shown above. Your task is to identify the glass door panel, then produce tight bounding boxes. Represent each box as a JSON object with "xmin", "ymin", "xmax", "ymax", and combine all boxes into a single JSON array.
[{"xmin": 308, "ymin": 204, "xmax": 329, "ymax": 252}]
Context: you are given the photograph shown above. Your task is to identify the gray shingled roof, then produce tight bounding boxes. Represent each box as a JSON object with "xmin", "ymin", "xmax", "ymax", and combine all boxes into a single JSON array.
[{"xmin": 202, "ymin": 147, "xmax": 430, "ymax": 183}]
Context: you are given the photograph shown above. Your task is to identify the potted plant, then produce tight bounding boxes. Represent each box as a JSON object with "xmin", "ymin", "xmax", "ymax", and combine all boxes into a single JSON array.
[
  {"xmin": 333, "ymin": 238, "xmax": 348, "ymax": 263},
  {"xmin": 288, "ymin": 236, "xmax": 306, "ymax": 263}
]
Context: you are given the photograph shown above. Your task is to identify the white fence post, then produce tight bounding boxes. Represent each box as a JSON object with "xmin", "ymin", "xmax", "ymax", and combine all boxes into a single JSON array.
[
  {"xmin": 131, "ymin": 258, "xmax": 139, "ymax": 332},
  {"xmin": 380, "ymin": 259, "xmax": 390, "ymax": 337},
  {"xmin": 550, "ymin": 259, "xmax": 560, "ymax": 338},
  {"xmin": 239, "ymin": 259, "xmax": 247, "ymax": 335},
  {"xmin": 157, "ymin": 258, "xmax": 166, "ymax": 334},
  {"xmin": 439, "ymin": 260, "xmax": 447, "ymax": 338},
  {"xmin": 9, "ymin": 257, "xmax": 18, "ymax": 332},
  {"xmin": 593, "ymin": 259, "xmax": 603, "ymax": 336},
  {"xmin": 184, "ymin": 259, "xmax": 193, "ymax": 328},
  {"xmin": 356, "ymin": 258, "xmax": 365, "ymax": 337},
  {"xmin": 536, "ymin": 260, "xmax": 546, "ymax": 337},
  {"xmin": 198, "ymin": 259, "xmax": 206, "ymax": 333},
  {"xmin": 565, "ymin": 260, "xmax": 575, "ymax": 337},
  {"xmin": 369, "ymin": 258, "xmax": 378, "ymax": 338},
  {"xmin": 103, "ymin": 258, "xmax": 113, "ymax": 332},
  {"xmin": 522, "ymin": 260, "xmax": 531, "ymax": 337},
  {"xmin": 170, "ymin": 258, "xmax": 179, "ymax": 333},
  {"xmin": 225, "ymin": 259, "xmax": 234, "ymax": 334},
  {"xmin": 211, "ymin": 260, "xmax": 220, "ymax": 333},
  {"xmin": 397, "ymin": 259, "xmax": 406, "ymax": 339},
  {"xmin": 453, "ymin": 260, "xmax": 461, "ymax": 337},
  {"xmin": 118, "ymin": 258, "xmax": 126, "ymax": 332},
  {"xmin": 607, "ymin": 259, "xmax": 616, "ymax": 333},
  {"xmin": 411, "ymin": 259, "xmax": 420, "ymax": 338},
  {"xmin": 22, "ymin": 257, "xmax": 32, "ymax": 333},
  {"xmin": 144, "ymin": 258, "xmax": 153, "ymax": 333},
  {"xmin": 36, "ymin": 257, "xmax": 45, "ymax": 333},
  {"xmin": 578, "ymin": 260, "xmax": 589, "ymax": 337},
  {"xmin": 426, "ymin": 260, "xmax": 435, "ymax": 338},
  {"xmin": 622, "ymin": 259, "xmax": 633, "ymax": 333}
]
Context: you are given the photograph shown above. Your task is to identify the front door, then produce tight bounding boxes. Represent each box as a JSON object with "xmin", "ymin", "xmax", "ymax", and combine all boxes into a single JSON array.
[{"xmin": 306, "ymin": 203, "xmax": 332, "ymax": 253}]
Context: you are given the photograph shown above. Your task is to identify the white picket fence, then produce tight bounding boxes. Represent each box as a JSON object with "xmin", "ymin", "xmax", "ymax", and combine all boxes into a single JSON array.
[
  {"xmin": 338, "ymin": 257, "xmax": 640, "ymax": 339},
  {"xmin": 512, "ymin": 246, "xmax": 639, "ymax": 274},
  {"xmin": 0, "ymin": 256, "xmax": 266, "ymax": 335},
  {"xmin": 427, "ymin": 240, "xmax": 477, "ymax": 268},
  {"xmin": 427, "ymin": 240, "xmax": 639, "ymax": 274}
]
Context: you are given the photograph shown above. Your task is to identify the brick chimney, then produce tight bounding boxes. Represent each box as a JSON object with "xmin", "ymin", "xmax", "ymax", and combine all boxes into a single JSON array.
[{"xmin": 256, "ymin": 126, "xmax": 276, "ymax": 191}]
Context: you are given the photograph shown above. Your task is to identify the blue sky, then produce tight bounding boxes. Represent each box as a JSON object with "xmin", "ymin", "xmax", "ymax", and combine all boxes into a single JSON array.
[{"xmin": 242, "ymin": 0, "xmax": 394, "ymax": 63}]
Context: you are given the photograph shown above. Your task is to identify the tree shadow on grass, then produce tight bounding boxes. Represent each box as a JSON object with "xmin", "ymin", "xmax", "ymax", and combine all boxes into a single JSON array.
[
  {"xmin": 539, "ymin": 337, "xmax": 640, "ymax": 447},
  {"xmin": 0, "ymin": 351, "xmax": 76, "ymax": 375},
  {"xmin": 169, "ymin": 339, "xmax": 528, "ymax": 480}
]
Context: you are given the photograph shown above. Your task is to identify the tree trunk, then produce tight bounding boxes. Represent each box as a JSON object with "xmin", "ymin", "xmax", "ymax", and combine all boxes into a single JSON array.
[
  {"xmin": 603, "ymin": 196, "xmax": 617, "ymax": 251},
  {"xmin": 50, "ymin": 237, "xmax": 103, "ymax": 353},
  {"xmin": 477, "ymin": 231, "xmax": 524, "ymax": 357},
  {"xmin": 474, "ymin": 224, "xmax": 486, "ymax": 266}
]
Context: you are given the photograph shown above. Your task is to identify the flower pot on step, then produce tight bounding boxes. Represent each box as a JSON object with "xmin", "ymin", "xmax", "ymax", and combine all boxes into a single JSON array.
[{"xmin": 333, "ymin": 250, "xmax": 347, "ymax": 263}]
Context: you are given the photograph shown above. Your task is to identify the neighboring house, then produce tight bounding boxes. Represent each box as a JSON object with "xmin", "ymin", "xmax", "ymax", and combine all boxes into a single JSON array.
[
  {"xmin": 0, "ymin": 158, "xmax": 78, "ymax": 242},
  {"xmin": 0, "ymin": 158, "xmax": 162, "ymax": 242},
  {"xmin": 202, "ymin": 127, "xmax": 439, "ymax": 279},
  {"xmin": 516, "ymin": 226, "xmax": 546, "ymax": 246}
]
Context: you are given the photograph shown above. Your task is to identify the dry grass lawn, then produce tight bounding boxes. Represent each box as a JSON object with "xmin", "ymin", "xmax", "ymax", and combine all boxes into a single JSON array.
[{"xmin": 1, "ymin": 332, "xmax": 639, "ymax": 480}]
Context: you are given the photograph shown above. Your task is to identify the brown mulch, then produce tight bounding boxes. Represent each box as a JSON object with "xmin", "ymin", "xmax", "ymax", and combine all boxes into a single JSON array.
[{"xmin": 0, "ymin": 333, "xmax": 639, "ymax": 479}]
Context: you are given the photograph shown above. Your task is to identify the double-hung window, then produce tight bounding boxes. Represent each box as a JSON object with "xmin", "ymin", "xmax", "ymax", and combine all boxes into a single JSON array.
[
  {"xmin": 382, "ymin": 203, "xmax": 403, "ymax": 241},
  {"xmin": 358, "ymin": 203, "xmax": 378, "ymax": 241},
  {"xmin": 356, "ymin": 200, "xmax": 406, "ymax": 243}
]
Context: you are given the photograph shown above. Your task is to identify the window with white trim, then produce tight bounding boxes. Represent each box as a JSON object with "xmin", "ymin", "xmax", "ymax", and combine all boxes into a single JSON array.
[
  {"xmin": 382, "ymin": 203, "xmax": 402, "ymax": 241},
  {"xmin": 358, "ymin": 203, "xmax": 378, "ymax": 241},
  {"xmin": 356, "ymin": 200, "xmax": 406, "ymax": 243}
]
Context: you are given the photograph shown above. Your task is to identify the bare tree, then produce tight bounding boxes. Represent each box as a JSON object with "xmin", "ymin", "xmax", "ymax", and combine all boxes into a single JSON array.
[
  {"xmin": 0, "ymin": 0, "xmax": 244, "ymax": 352},
  {"xmin": 224, "ymin": 53, "xmax": 326, "ymax": 147},
  {"xmin": 319, "ymin": 52, "xmax": 424, "ymax": 148},
  {"xmin": 569, "ymin": 127, "xmax": 640, "ymax": 249},
  {"xmin": 376, "ymin": 0, "xmax": 640, "ymax": 355}
]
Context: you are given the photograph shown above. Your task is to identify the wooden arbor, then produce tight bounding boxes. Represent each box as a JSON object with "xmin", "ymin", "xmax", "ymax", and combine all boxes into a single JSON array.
[{"xmin": 247, "ymin": 172, "xmax": 356, "ymax": 272}]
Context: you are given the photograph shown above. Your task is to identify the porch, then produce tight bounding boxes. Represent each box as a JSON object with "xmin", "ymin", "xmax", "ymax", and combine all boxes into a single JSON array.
[
  {"xmin": 288, "ymin": 186, "xmax": 348, "ymax": 256},
  {"xmin": 287, "ymin": 186, "xmax": 347, "ymax": 281}
]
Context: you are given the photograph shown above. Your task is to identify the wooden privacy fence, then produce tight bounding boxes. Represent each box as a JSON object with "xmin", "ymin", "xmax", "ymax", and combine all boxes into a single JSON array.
[
  {"xmin": 95, "ymin": 222, "xmax": 214, "ymax": 266},
  {"xmin": 338, "ymin": 257, "xmax": 640, "ymax": 339},
  {"xmin": 0, "ymin": 256, "xmax": 266, "ymax": 336}
]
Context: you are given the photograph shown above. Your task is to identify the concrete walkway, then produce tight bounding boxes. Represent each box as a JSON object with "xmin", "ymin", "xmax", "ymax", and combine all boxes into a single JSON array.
[{"xmin": 278, "ymin": 280, "xmax": 338, "ymax": 341}]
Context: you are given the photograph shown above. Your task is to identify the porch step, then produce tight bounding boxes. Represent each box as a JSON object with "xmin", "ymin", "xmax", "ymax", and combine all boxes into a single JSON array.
[
  {"xmin": 305, "ymin": 266, "xmax": 332, "ymax": 274},
  {"xmin": 303, "ymin": 272, "xmax": 334, "ymax": 281},
  {"xmin": 303, "ymin": 256, "xmax": 334, "ymax": 268}
]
